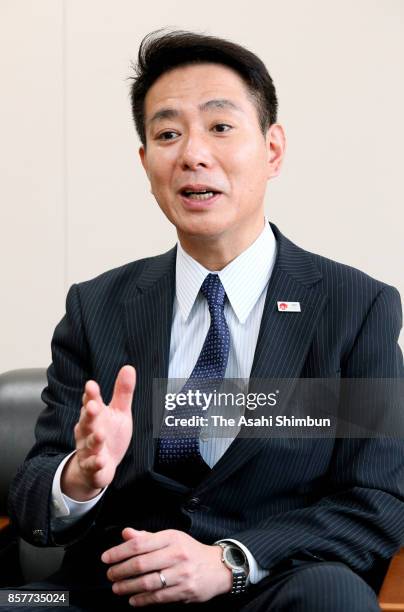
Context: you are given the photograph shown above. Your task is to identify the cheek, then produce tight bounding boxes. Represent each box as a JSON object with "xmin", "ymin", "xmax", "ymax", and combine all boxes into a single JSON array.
[
  {"xmin": 146, "ymin": 152, "xmax": 174, "ymax": 195},
  {"xmin": 227, "ymin": 143, "xmax": 268, "ymax": 192},
  {"xmin": 149, "ymin": 170, "xmax": 171, "ymax": 199},
  {"xmin": 227, "ymin": 135, "xmax": 267, "ymax": 170}
]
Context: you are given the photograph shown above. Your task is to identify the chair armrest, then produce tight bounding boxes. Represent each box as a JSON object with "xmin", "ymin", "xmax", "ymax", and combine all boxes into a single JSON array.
[
  {"xmin": 379, "ymin": 548, "xmax": 404, "ymax": 611},
  {"xmin": 0, "ymin": 517, "xmax": 10, "ymax": 531}
]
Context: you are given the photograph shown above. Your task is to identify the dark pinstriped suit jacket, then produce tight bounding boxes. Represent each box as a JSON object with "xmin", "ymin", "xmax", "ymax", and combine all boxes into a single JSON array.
[{"xmin": 8, "ymin": 223, "xmax": 404, "ymax": 590}]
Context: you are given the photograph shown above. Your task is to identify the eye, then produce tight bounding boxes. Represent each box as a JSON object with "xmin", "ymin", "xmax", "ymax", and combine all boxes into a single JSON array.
[
  {"xmin": 212, "ymin": 124, "xmax": 232, "ymax": 133},
  {"xmin": 157, "ymin": 131, "xmax": 179, "ymax": 141}
]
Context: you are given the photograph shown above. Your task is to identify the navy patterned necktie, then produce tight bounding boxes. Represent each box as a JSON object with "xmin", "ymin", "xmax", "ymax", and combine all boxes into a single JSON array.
[{"xmin": 156, "ymin": 273, "xmax": 230, "ymax": 485}]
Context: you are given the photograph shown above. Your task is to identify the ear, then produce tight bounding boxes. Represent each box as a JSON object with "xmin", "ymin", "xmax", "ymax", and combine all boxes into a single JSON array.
[
  {"xmin": 265, "ymin": 123, "xmax": 286, "ymax": 180},
  {"xmin": 139, "ymin": 145, "xmax": 155, "ymax": 195},
  {"xmin": 139, "ymin": 145, "xmax": 149, "ymax": 176}
]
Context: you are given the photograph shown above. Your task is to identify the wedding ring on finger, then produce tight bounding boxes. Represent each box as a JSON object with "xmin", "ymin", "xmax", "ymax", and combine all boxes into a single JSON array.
[{"xmin": 159, "ymin": 571, "xmax": 168, "ymax": 589}]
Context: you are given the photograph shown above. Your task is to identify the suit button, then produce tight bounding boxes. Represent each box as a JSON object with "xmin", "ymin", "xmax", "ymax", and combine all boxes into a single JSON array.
[
  {"xmin": 184, "ymin": 497, "xmax": 200, "ymax": 512},
  {"xmin": 32, "ymin": 528, "xmax": 44, "ymax": 542}
]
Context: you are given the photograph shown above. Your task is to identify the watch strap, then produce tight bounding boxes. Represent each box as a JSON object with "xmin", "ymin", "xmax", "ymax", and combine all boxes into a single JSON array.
[{"xmin": 216, "ymin": 542, "xmax": 249, "ymax": 594}]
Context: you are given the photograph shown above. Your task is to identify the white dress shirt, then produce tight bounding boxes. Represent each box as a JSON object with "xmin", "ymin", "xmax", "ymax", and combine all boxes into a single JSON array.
[{"xmin": 51, "ymin": 217, "xmax": 277, "ymax": 583}]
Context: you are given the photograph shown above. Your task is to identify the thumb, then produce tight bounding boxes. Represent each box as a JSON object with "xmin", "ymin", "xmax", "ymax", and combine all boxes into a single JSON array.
[
  {"xmin": 110, "ymin": 365, "xmax": 136, "ymax": 412},
  {"xmin": 122, "ymin": 527, "xmax": 141, "ymax": 541}
]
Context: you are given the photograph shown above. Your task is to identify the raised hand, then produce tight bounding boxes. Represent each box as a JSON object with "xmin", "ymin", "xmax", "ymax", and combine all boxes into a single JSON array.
[{"xmin": 61, "ymin": 365, "xmax": 136, "ymax": 500}]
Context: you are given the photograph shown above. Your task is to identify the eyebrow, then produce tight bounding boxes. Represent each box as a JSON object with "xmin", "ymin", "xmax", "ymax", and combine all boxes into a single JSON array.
[{"xmin": 148, "ymin": 98, "xmax": 243, "ymax": 127}]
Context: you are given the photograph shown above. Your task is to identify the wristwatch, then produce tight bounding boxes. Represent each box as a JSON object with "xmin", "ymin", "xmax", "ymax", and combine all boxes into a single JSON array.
[{"xmin": 216, "ymin": 541, "xmax": 250, "ymax": 594}]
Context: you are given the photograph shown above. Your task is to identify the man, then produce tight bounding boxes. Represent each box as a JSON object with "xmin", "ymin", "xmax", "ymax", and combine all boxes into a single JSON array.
[{"xmin": 6, "ymin": 30, "xmax": 404, "ymax": 611}]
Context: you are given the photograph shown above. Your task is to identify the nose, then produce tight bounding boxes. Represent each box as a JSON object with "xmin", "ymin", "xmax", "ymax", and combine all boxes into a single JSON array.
[{"xmin": 178, "ymin": 131, "xmax": 214, "ymax": 171}]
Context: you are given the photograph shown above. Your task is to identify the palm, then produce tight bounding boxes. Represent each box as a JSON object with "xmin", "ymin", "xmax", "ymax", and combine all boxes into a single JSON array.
[
  {"xmin": 101, "ymin": 403, "xmax": 133, "ymax": 472},
  {"xmin": 75, "ymin": 365, "xmax": 136, "ymax": 490}
]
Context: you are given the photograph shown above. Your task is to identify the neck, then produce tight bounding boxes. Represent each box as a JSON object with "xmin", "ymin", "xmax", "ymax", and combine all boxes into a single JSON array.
[{"xmin": 177, "ymin": 217, "xmax": 266, "ymax": 271}]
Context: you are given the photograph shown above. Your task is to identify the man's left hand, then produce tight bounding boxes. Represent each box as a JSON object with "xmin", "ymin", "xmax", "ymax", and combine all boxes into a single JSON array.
[{"xmin": 101, "ymin": 528, "xmax": 232, "ymax": 607}]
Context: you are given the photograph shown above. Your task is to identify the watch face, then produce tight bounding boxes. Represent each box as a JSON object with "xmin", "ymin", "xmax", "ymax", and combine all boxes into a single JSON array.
[{"xmin": 226, "ymin": 546, "xmax": 246, "ymax": 568}]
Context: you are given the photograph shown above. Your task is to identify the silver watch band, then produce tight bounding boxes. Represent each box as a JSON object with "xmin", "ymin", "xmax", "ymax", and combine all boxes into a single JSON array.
[
  {"xmin": 216, "ymin": 542, "xmax": 249, "ymax": 594},
  {"xmin": 229, "ymin": 567, "xmax": 248, "ymax": 594}
]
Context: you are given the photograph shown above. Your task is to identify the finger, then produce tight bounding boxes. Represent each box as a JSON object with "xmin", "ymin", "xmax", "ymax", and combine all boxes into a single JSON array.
[
  {"xmin": 110, "ymin": 365, "xmax": 136, "ymax": 413},
  {"xmin": 77, "ymin": 401, "xmax": 102, "ymax": 435},
  {"xmin": 129, "ymin": 584, "xmax": 191, "ymax": 607},
  {"xmin": 122, "ymin": 528, "xmax": 148, "ymax": 541},
  {"xmin": 101, "ymin": 529, "xmax": 161, "ymax": 564},
  {"xmin": 107, "ymin": 547, "xmax": 173, "ymax": 582},
  {"xmin": 75, "ymin": 425, "xmax": 94, "ymax": 449},
  {"xmin": 78, "ymin": 453, "xmax": 106, "ymax": 472},
  {"xmin": 119, "ymin": 528, "xmax": 180, "ymax": 556},
  {"xmin": 86, "ymin": 430, "xmax": 105, "ymax": 451},
  {"xmin": 74, "ymin": 405, "xmax": 100, "ymax": 442},
  {"xmin": 112, "ymin": 566, "xmax": 179, "ymax": 596},
  {"xmin": 84, "ymin": 379, "xmax": 103, "ymax": 403},
  {"xmin": 74, "ymin": 421, "xmax": 92, "ymax": 448},
  {"xmin": 74, "ymin": 428, "xmax": 105, "ymax": 457},
  {"xmin": 82, "ymin": 399, "xmax": 102, "ymax": 420}
]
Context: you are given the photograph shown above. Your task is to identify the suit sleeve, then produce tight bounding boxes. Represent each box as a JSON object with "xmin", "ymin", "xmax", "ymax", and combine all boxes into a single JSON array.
[
  {"xmin": 7, "ymin": 284, "xmax": 105, "ymax": 547},
  {"xmin": 226, "ymin": 285, "xmax": 404, "ymax": 577}
]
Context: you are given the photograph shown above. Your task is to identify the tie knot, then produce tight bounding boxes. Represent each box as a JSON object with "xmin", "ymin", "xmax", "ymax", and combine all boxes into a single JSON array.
[{"xmin": 200, "ymin": 274, "xmax": 226, "ymax": 310}]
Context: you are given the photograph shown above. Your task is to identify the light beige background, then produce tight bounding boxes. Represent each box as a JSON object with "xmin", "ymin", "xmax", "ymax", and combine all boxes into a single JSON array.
[{"xmin": 1, "ymin": 0, "xmax": 403, "ymax": 372}]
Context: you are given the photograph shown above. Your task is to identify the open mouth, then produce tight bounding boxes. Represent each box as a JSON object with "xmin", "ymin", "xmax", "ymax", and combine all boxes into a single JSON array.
[{"xmin": 180, "ymin": 189, "xmax": 220, "ymax": 201}]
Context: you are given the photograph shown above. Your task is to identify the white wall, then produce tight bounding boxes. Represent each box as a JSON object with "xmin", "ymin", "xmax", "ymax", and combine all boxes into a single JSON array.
[{"xmin": 1, "ymin": 0, "xmax": 403, "ymax": 371}]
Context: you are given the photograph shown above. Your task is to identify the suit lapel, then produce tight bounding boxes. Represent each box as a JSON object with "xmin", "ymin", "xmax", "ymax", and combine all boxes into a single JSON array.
[
  {"xmin": 121, "ymin": 226, "xmax": 329, "ymax": 493},
  {"xmin": 196, "ymin": 224, "xmax": 329, "ymax": 495},
  {"xmin": 123, "ymin": 248, "xmax": 176, "ymax": 477}
]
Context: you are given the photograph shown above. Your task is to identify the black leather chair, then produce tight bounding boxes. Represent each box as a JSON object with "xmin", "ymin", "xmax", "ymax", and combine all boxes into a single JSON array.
[
  {"xmin": 0, "ymin": 368, "xmax": 403, "ymax": 608},
  {"xmin": 0, "ymin": 369, "xmax": 64, "ymax": 586}
]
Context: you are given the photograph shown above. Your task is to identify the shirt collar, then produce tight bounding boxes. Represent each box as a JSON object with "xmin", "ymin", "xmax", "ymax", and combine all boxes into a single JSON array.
[{"xmin": 176, "ymin": 218, "xmax": 277, "ymax": 324}]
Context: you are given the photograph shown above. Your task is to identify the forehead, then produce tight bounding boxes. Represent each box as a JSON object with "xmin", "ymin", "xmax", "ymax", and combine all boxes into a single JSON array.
[{"xmin": 144, "ymin": 63, "xmax": 254, "ymax": 118}]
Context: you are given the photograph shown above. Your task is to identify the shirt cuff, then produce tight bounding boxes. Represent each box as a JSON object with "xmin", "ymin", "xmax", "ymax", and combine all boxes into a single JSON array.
[
  {"xmin": 213, "ymin": 538, "xmax": 270, "ymax": 585},
  {"xmin": 51, "ymin": 450, "xmax": 107, "ymax": 519}
]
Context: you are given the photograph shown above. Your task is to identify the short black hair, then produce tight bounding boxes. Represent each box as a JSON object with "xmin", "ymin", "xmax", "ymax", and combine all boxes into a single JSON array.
[{"xmin": 130, "ymin": 29, "xmax": 278, "ymax": 147}]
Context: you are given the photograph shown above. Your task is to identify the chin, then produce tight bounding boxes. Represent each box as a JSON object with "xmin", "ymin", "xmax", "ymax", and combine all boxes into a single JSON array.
[{"xmin": 175, "ymin": 214, "xmax": 234, "ymax": 240}]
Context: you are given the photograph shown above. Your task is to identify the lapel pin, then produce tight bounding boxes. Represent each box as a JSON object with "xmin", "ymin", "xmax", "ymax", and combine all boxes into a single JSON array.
[{"xmin": 277, "ymin": 301, "xmax": 301, "ymax": 312}]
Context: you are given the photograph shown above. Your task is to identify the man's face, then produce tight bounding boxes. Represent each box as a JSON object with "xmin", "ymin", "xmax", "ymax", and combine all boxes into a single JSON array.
[{"xmin": 139, "ymin": 63, "xmax": 284, "ymax": 245}]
